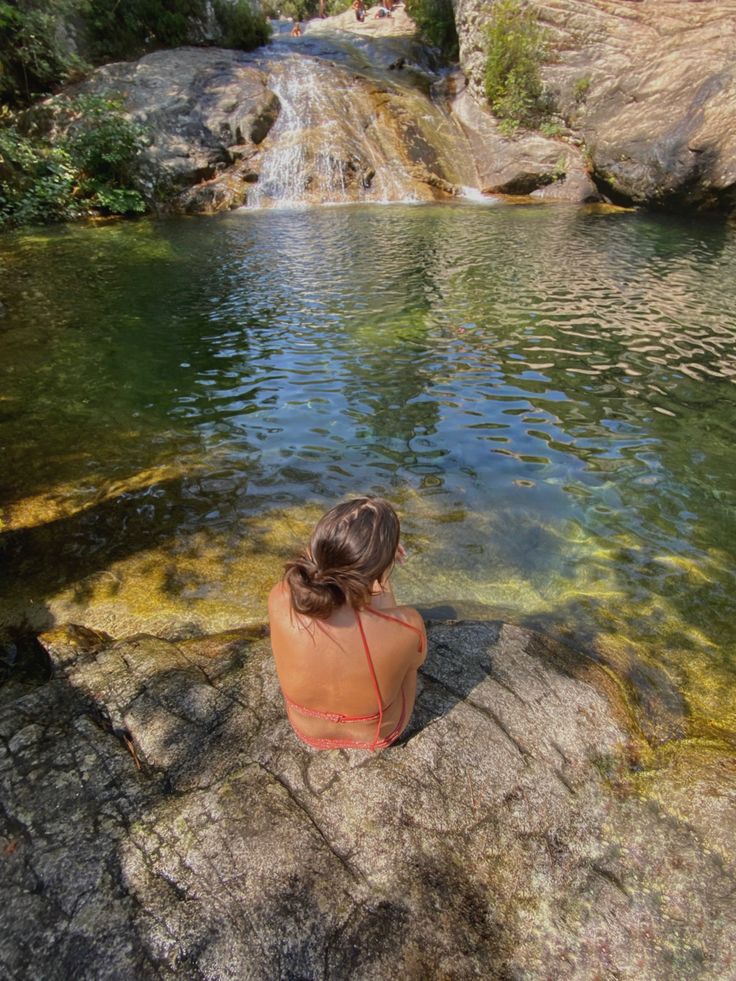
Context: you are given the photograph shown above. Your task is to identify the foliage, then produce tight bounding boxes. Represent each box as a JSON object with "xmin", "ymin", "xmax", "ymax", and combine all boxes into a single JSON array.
[
  {"xmin": 404, "ymin": 0, "xmax": 458, "ymax": 58},
  {"xmin": 259, "ymin": 0, "xmax": 350, "ymax": 21},
  {"xmin": 85, "ymin": 0, "xmax": 271, "ymax": 60},
  {"xmin": 0, "ymin": 0, "xmax": 88, "ymax": 106},
  {"xmin": 83, "ymin": 0, "xmax": 208, "ymax": 60},
  {"xmin": 259, "ymin": 0, "xmax": 309, "ymax": 22},
  {"xmin": 539, "ymin": 119, "xmax": 563, "ymax": 138},
  {"xmin": 0, "ymin": 126, "xmax": 76, "ymax": 224},
  {"xmin": 573, "ymin": 75, "xmax": 590, "ymax": 104},
  {"xmin": 497, "ymin": 117, "xmax": 520, "ymax": 138},
  {"xmin": 63, "ymin": 95, "xmax": 147, "ymax": 182},
  {"xmin": 211, "ymin": 0, "xmax": 271, "ymax": 50},
  {"xmin": 320, "ymin": 0, "xmax": 353, "ymax": 16},
  {"xmin": 0, "ymin": 95, "xmax": 147, "ymax": 229},
  {"xmin": 485, "ymin": 0, "xmax": 548, "ymax": 128},
  {"xmin": 1, "ymin": 0, "xmax": 273, "ymax": 106}
]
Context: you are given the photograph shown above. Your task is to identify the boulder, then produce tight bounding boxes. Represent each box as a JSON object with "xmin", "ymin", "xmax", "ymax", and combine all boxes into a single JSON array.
[
  {"xmin": 65, "ymin": 47, "xmax": 280, "ymax": 211},
  {"xmin": 451, "ymin": 88, "xmax": 599, "ymax": 202},
  {"xmin": 452, "ymin": 0, "xmax": 736, "ymax": 211},
  {"xmin": 1, "ymin": 619, "xmax": 734, "ymax": 978}
]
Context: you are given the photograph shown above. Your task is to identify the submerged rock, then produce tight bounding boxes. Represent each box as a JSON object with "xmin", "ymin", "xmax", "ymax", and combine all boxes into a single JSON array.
[{"xmin": 1, "ymin": 619, "xmax": 734, "ymax": 977}]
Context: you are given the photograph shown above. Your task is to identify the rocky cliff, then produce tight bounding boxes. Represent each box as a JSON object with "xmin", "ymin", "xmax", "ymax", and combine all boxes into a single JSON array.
[
  {"xmin": 2, "ymin": 619, "xmax": 734, "ymax": 978},
  {"xmin": 453, "ymin": 0, "xmax": 736, "ymax": 210},
  {"xmin": 55, "ymin": 7, "xmax": 597, "ymax": 213},
  {"xmin": 49, "ymin": 0, "xmax": 736, "ymax": 215}
]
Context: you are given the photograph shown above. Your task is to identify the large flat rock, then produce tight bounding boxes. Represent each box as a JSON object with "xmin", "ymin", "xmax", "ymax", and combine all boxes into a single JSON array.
[{"xmin": 1, "ymin": 620, "xmax": 734, "ymax": 978}]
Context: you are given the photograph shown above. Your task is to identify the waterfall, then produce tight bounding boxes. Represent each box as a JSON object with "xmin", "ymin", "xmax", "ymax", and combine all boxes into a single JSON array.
[{"xmin": 247, "ymin": 55, "xmax": 425, "ymax": 208}]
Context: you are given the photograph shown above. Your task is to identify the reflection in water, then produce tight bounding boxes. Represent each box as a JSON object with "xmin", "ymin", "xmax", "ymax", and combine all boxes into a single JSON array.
[{"xmin": 0, "ymin": 204, "xmax": 735, "ymax": 737}]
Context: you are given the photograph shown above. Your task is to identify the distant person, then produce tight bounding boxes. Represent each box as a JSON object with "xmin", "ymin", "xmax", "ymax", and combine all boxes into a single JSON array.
[
  {"xmin": 374, "ymin": 2, "xmax": 392, "ymax": 16},
  {"xmin": 290, "ymin": 20, "xmax": 302, "ymax": 34},
  {"xmin": 319, "ymin": 0, "xmax": 326, "ymax": 16},
  {"xmin": 269, "ymin": 497, "xmax": 426, "ymax": 751},
  {"xmin": 353, "ymin": 0, "xmax": 366, "ymax": 21}
]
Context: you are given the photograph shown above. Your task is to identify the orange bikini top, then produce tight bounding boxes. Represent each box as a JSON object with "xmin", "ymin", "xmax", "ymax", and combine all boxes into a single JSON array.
[{"xmin": 283, "ymin": 606, "xmax": 424, "ymax": 751}]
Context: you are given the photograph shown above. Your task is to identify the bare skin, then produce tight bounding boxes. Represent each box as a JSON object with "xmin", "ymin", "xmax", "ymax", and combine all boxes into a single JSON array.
[{"xmin": 269, "ymin": 562, "xmax": 426, "ymax": 747}]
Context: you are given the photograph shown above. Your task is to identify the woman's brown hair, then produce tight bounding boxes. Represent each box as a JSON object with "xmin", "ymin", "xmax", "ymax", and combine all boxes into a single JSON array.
[{"xmin": 284, "ymin": 497, "xmax": 400, "ymax": 619}]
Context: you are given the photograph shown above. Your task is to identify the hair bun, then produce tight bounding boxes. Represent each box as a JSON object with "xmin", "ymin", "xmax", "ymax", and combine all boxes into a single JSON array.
[
  {"xmin": 283, "ymin": 553, "xmax": 347, "ymax": 619},
  {"xmin": 283, "ymin": 497, "xmax": 400, "ymax": 619}
]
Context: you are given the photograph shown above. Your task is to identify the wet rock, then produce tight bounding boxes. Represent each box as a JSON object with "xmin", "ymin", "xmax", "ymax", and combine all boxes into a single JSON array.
[
  {"xmin": 52, "ymin": 34, "xmax": 472, "ymax": 211},
  {"xmin": 63, "ymin": 48, "xmax": 281, "ymax": 212},
  {"xmin": 451, "ymin": 89, "xmax": 599, "ymax": 203},
  {"xmin": 452, "ymin": 0, "xmax": 736, "ymax": 211},
  {"xmin": 1, "ymin": 620, "xmax": 734, "ymax": 978}
]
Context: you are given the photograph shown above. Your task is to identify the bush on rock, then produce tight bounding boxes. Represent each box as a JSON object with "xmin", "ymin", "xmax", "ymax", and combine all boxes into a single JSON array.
[
  {"xmin": 485, "ymin": 0, "xmax": 548, "ymax": 129},
  {"xmin": 0, "ymin": 95, "xmax": 147, "ymax": 228}
]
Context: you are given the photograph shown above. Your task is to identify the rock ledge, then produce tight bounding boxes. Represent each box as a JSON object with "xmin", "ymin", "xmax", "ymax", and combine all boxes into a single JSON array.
[{"xmin": 1, "ymin": 619, "xmax": 734, "ymax": 978}]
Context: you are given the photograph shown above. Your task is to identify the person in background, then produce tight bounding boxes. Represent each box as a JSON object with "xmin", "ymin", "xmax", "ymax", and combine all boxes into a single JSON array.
[
  {"xmin": 290, "ymin": 20, "xmax": 302, "ymax": 34},
  {"xmin": 353, "ymin": 0, "xmax": 366, "ymax": 21},
  {"xmin": 269, "ymin": 497, "xmax": 426, "ymax": 751}
]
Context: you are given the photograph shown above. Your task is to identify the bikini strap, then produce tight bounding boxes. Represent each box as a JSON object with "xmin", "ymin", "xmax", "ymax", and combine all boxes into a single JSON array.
[
  {"xmin": 363, "ymin": 607, "xmax": 425, "ymax": 652},
  {"xmin": 355, "ymin": 610, "xmax": 384, "ymax": 752},
  {"xmin": 282, "ymin": 693, "xmax": 380, "ymax": 724}
]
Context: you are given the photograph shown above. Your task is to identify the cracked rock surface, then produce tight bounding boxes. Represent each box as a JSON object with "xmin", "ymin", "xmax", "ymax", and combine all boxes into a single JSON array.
[{"xmin": 2, "ymin": 620, "xmax": 735, "ymax": 978}]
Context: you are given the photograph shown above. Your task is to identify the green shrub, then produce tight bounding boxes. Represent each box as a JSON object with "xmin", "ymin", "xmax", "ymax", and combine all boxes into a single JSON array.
[
  {"xmin": 0, "ymin": 0, "xmax": 87, "ymax": 106},
  {"xmin": 0, "ymin": 126, "xmax": 77, "ymax": 224},
  {"xmin": 1, "ymin": 0, "xmax": 273, "ymax": 105},
  {"xmin": 84, "ymin": 0, "xmax": 208, "ymax": 61},
  {"xmin": 84, "ymin": 0, "xmax": 271, "ymax": 60},
  {"xmin": 539, "ymin": 119, "xmax": 562, "ymax": 138},
  {"xmin": 404, "ymin": 0, "xmax": 458, "ymax": 59},
  {"xmin": 497, "ymin": 117, "xmax": 520, "ymax": 138},
  {"xmin": 0, "ymin": 95, "xmax": 147, "ymax": 229},
  {"xmin": 63, "ymin": 95, "xmax": 147, "ymax": 183},
  {"xmin": 573, "ymin": 75, "xmax": 590, "ymax": 104},
  {"xmin": 324, "ymin": 0, "xmax": 352, "ymax": 15},
  {"xmin": 485, "ymin": 0, "xmax": 548, "ymax": 128},
  {"xmin": 212, "ymin": 0, "xmax": 271, "ymax": 49}
]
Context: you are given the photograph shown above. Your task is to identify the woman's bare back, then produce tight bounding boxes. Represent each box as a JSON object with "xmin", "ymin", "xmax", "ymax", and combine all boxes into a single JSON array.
[{"xmin": 269, "ymin": 581, "xmax": 426, "ymax": 748}]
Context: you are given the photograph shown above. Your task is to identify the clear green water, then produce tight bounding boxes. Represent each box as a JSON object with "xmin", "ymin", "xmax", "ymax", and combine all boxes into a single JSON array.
[{"xmin": 1, "ymin": 203, "xmax": 735, "ymax": 736}]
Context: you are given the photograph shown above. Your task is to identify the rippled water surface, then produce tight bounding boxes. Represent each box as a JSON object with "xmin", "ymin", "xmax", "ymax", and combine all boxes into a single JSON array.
[{"xmin": 1, "ymin": 204, "xmax": 735, "ymax": 734}]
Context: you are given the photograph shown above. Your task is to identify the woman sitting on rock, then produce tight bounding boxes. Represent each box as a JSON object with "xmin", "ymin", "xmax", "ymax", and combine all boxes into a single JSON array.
[{"xmin": 269, "ymin": 497, "xmax": 427, "ymax": 751}]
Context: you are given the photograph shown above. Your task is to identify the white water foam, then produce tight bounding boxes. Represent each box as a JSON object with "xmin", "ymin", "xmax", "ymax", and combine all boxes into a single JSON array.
[
  {"xmin": 247, "ymin": 55, "xmax": 421, "ymax": 209},
  {"xmin": 458, "ymin": 186, "xmax": 500, "ymax": 205}
]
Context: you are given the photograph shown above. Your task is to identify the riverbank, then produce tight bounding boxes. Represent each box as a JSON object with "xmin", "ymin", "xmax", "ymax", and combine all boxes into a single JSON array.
[{"xmin": 2, "ymin": 617, "xmax": 734, "ymax": 977}]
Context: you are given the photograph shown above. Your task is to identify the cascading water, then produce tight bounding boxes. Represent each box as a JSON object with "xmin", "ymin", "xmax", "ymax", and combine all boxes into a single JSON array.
[{"xmin": 247, "ymin": 55, "xmax": 429, "ymax": 208}]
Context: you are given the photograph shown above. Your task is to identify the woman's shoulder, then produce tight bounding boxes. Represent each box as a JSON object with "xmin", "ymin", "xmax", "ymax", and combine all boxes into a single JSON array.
[
  {"xmin": 268, "ymin": 580, "xmax": 292, "ymax": 619},
  {"xmin": 367, "ymin": 602, "xmax": 425, "ymax": 634}
]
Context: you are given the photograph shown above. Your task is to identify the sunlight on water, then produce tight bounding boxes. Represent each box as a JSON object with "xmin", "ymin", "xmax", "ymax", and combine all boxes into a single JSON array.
[{"xmin": 1, "ymin": 203, "xmax": 735, "ymax": 738}]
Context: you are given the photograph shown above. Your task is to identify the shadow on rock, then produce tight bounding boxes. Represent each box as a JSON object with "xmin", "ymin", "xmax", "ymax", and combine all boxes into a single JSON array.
[{"xmin": 2, "ymin": 619, "xmax": 735, "ymax": 978}]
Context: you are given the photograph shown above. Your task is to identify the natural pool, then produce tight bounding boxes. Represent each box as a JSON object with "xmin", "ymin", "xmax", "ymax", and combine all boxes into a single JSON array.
[{"xmin": 1, "ymin": 203, "xmax": 735, "ymax": 738}]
